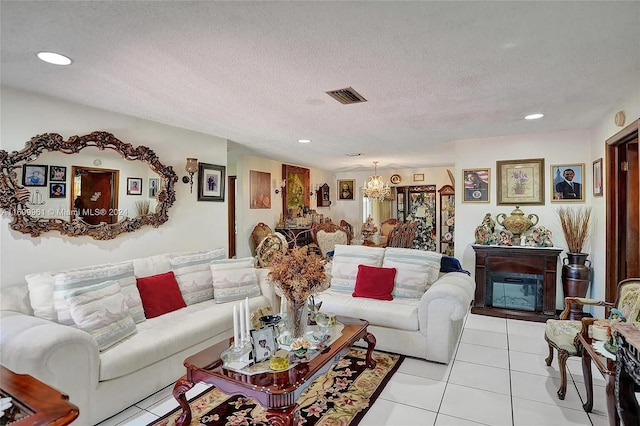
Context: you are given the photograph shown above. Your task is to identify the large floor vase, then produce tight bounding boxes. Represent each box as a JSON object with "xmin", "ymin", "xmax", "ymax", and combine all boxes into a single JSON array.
[{"xmin": 561, "ymin": 252, "xmax": 592, "ymax": 320}]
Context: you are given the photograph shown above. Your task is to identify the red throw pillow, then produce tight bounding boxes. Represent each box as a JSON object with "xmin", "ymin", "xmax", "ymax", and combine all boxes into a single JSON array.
[
  {"xmin": 136, "ymin": 271, "xmax": 186, "ymax": 318},
  {"xmin": 352, "ymin": 265, "xmax": 396, "ymax": 301}
]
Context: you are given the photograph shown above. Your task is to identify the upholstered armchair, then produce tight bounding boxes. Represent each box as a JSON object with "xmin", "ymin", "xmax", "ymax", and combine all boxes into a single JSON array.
[
  {"xmin": 544, "ymin": 278, "xmax": 640, "ymax": 400},
  {"xmin": 379, "ymin": 218, "xmax": 399, "ymax": 246},
  {"xmin": 312, "ymin": 222, "xmax": 351, "ymax": 257},
  {"xmin": 385, "ymin": 221, "xmax": 417, "ymax": 248}
]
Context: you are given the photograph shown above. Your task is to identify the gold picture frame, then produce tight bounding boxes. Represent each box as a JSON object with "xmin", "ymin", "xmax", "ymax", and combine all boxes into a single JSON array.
[
  {"xmin": 413, "ymin": 173, "xmax": 425, "ymax": 182},
  {"xmin": 593, "ymin": 158, "xmax": 603, "ymax": 197},
  {"xmin": 496, "ymin": 158, "xmax": 545, "ymax": 205},
  {"xmin": 551, "ymin": 163, "xmax": 585, "ymax": 202},
  {"xmin": 282, "ymin": 164, "xmax": 310, "ymax": 215},
  {"xmin": 462, "ymin": 168, "xmax": 490, "ymax": 203},
  {"xmin": 337, "ymin": 179, "xmax": 355, "ymax": 200}
]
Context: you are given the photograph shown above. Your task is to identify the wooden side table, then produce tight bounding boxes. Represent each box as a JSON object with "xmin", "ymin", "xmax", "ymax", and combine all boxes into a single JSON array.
[
  {"xmin": 578, "ymin": 322, "xmax": 619, "ymax": 426},
  {"xmin": 0, "ymin": 366, "xmax": 79, "ymax": 425},
  {"xmin": 612, "ymin": 322, "xmax": 640, "ymax": 426}
]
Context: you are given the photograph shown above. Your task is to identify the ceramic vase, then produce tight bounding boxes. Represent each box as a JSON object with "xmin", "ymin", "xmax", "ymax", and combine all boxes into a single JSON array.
[{"xmin": 562, "ymin": 252, "xmax": 592, "ymax": 320}]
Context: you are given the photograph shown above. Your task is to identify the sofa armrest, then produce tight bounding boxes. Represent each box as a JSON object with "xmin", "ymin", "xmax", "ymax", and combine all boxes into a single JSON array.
[
  {"xmin": 419, "ymin": 272, "xmax": 476, "ymax": 329},
  {"xmin": 256, "ymin": 269, "xmax": 278, "ymax": 312},
  {"xmin": 0, "ymin": 311, "xmax": 99, "ymax": 413}
]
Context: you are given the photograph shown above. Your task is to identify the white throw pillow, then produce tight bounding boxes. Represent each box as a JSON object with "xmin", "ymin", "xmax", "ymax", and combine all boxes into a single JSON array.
[
  {"xmin": 210, "ymin": 257, "xmax": 260, "ymax": 303},
  {"xmin": 169, "ymin": 249, "xmax": 225, "ymax": 305},
  {"xmin": 25, "ymin": 271, "xmax": 57, "ymax": 321},
  {"xmin": 66, "ymin": 280, "xmax": 137, "ymax": 351},
  {"xmin": 383, "ymin": 247, "xmax": 442, "ymax": 298},
  {"xmin": 330, "ymin": 244, "xmax": 385, "ymax": 293},
  {"xmin": 53, "ymin": 262, "xmax": 144, "ymax": 326}
]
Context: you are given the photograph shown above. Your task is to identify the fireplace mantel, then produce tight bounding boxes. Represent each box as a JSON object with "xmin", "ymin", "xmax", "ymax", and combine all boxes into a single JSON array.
[{"xmin": 471, "ymin": 245, "xmax": 563, "ymax": 322}]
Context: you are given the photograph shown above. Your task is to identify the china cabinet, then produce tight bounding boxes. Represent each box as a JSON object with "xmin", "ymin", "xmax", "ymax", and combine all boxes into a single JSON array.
[
  {"xmin": 394, "ymin": 185, "xmax": 437, "ymax": 251},
  {"xmin": 438, "ymin": 185, "xmax": 455, "ymax": 256}
]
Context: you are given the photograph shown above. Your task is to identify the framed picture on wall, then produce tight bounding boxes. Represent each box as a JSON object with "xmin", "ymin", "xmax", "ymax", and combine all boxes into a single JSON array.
[
  {"xmin": 49, "ymin": 182, "xmax": 66, "ymax": 198},
  {"xmin": 496, "ymin": 158, "xmax": 545, "ymax": 205},
  {"xmin": 22, "ymin": 164, "xmax": 48, "ymax": 187},
  {"xmin": 462, "ymin": 168, "xmax": 490, "ymax": 203},
  {"xmin": 250, "ymin": 170, "xmax": 271, "ymax": 209},
  {"xmin": 550, "ymin": 163, "xmax": 585, "ymax": 202},
  {"xmin": 337, "ymin": 179, "xmax": 355, "ymax": 200},
  {"xmin": 49, "ymin": 166, "xmax": 67, "ymax": 182},
  {"xmin": 593, "ymin": 158, "xmax": 603, "ymax": 196},
  {"xmin": 198, "ymin": 163, "xmax": 226, "ymax": 202},
  {"xmin": 127, "ymin": 177, "xmax": 143, "ymax": 195},
  {"xmin": 148, "ymin": 178, "xmax": 159, "ymax": 198},
  {"xmin": 282, "ymin": 164, "xmax": 310, "ymax": 215}
]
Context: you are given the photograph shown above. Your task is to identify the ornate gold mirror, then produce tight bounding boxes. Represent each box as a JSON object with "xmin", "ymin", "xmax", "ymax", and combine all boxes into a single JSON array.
[{"xmin": 0, "ymin": 131, "xmax": 178, "ymax": 240}]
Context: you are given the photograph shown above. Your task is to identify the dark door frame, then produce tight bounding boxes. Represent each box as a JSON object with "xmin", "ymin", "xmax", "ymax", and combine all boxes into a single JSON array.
[
  {"xmin": 227, "ymin": 175, "xmax": 237, "ymax": 259},
  {"xmin": 605, "ymin": 119, "xmax": 639, "ymax": 302}
]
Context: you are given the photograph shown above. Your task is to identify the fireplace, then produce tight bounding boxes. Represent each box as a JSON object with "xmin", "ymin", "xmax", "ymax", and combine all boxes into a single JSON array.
[
  {"xmin": 472, "ymin": 245, "xmax": 562, "ymax": 322},
  {"xmin": 487, "ymin": 272, "xmax": 543, "ymax": 312}
]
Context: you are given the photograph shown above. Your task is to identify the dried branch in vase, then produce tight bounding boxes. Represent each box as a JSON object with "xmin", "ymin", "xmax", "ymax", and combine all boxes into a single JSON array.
[
  {"xmin": 557, "ymin": 207, "xmax": 592, "ymax": 253},
  {"xmin": 267, "ymin": 246, "xmax": 327, "ymax": 305}
]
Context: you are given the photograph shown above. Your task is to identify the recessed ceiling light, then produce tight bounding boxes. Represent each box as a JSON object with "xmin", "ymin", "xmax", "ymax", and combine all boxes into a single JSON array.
[
  {"xmin": 36, "ymin": 51, "xmax": 73, "ymax": 66},
  {"xmin": 298, "ymin": 139, "xmax": 311, "ymax": 144},
  {"xmin": 524, "ymin": 113, "xmax": 544, "ymax": 120}
]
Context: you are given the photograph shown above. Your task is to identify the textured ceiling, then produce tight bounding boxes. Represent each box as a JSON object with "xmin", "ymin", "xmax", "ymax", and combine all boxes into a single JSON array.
[{"xmin": 1, "ymin": 1, "xmax": 639, "ymax": 172}]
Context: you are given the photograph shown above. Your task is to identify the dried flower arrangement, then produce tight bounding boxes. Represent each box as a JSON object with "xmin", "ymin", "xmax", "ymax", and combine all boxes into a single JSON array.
[
  {"xmin": 267, "ymin": 246, "xmax": 327, "ymax": 305},
  {"xmin": 557, "ymin": 207, "xmax": 592, "ymax": 253}
]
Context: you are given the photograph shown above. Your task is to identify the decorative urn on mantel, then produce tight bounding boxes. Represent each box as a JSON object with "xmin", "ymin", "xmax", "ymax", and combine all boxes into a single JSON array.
[{"xmin": 496, "ymin": 206, "xmax": 539, "ymax": 239}]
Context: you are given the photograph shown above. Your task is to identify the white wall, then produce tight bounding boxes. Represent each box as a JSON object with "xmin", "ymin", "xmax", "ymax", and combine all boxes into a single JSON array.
[
  {"xmin": 454, "ymin": 130, "xmax": 592, "ymax": 309},
  {"xmin": 587, "ymin": 99, "xmax": 640, "ymax": 315},
  {"xmin": 230, "ymin": 154, "xmax": 333, "ymax": 259},
  {"xmin": 1, "ymin": 87, "xmax": 229, "ymax": 287}
]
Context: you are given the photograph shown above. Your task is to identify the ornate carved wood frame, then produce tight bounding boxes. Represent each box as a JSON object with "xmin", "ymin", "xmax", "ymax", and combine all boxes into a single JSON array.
[{"xmin": 0, "ymin": 131, "xmax": 178, "ymax": 240}]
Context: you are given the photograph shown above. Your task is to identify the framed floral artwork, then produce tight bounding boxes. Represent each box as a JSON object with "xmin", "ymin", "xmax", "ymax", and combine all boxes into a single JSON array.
[
  {"xmin": 551, "ymin": 163, "xmax": 585, "ymax": 202},
  {"xmin": 496, "ymin": 158, "xmax": 545, "ymax": 205}
]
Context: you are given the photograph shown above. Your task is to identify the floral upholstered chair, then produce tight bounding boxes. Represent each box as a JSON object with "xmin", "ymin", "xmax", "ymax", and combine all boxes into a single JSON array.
[
  {"xmin": 312, "ymin": 222, "xmax": 351, "ymax": 257},
  {"xmin": 544, "ymin": 278, "xmax": 640, "ymax": 400}
]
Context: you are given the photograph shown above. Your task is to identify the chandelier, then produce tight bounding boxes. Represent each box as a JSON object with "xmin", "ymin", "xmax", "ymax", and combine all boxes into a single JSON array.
[{"xmin": 363, "ymin": 161, "xmax": 391, "ymax": 202}]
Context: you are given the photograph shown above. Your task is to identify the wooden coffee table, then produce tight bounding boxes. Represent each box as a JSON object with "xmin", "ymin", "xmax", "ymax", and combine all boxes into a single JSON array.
[
  {"xmin": 0, "ymin": 366, "xmax": 79, "ymax": 425},
  {"xmin": 173, "ymin": 316, "xmax": 376, "ymax": 426}
]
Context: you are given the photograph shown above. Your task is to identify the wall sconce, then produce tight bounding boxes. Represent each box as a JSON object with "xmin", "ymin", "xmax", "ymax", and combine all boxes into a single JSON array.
[
  {"xmin": 309, "ymin": 183, "xmax": 319, "ymax": 197},
  {"xmin": 273, "ymin": 179, "xmax": 286, "ymax": 196},
  {"xmin": 182, "ymin": 158, "xmax": 198, "ymax": 193}
]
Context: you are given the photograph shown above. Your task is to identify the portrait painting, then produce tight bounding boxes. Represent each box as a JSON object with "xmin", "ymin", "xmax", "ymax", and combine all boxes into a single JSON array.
[
  {"xmin": 551, "ymin": 163, "xmax": 585, "ymax": 202},
  {"xmin": 337, "ymin": 179, "xmax": 355, "ymax": 200},
  {"xmin": 49, "ymin": 182, "xmax": 66, "ymax": 198},
  {"xmin": 148, "ymin": 178, "xmax": 159, "ymax": 198},
  {"xmin": 49, "ymin": 165, "xmax": 67, "ymax": 182},
  {"xmin": 127, "ymin": 177, "xmax": 143, "ymax": 195},
  {"xmin": 22, "ymin": 164, "xmax": 48, "ymax": 187},
  {"xmin": 462, "ymin": 168, "xmax": 490, "ymax": 203},
  {"xmin": 250, "ymin": 170, "xmax": 271, "ymax": 209},
  {"xmin": 198, "ymin": 163, "xmax": 226, "ymax": 202}
]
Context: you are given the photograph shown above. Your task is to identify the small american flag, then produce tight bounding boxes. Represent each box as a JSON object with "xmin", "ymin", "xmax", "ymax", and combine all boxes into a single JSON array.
[{"xmin": 465, "ymin": 170, "xmax": 489, "ymax": 188}]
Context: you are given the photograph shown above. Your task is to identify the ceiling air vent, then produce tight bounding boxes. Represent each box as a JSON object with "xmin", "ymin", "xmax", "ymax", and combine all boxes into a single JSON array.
[{"xmin": 326, "ymin": 87, "xmax": 367, "ymax": 105}]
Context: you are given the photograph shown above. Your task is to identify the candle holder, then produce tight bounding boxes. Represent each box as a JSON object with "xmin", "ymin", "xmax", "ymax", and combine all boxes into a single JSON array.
[{"xmin": 221, "ymin": 340, "xmax": 253, "ymax": 370}]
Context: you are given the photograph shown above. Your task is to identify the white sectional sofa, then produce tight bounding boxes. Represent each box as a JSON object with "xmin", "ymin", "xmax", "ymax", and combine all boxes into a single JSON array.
[
  {"xmin": 316, "ymin": 245, "xmax": 475, "ymax": 364},
  {"xmin": 0, "ymin": 249, "xmax": 277, "ymax": 426}
]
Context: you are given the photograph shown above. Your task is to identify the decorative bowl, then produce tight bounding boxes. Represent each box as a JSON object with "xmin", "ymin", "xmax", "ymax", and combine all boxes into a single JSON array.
[{"xmin": 259, "ymin": 315, "xmax": 281, "ymax": 327}]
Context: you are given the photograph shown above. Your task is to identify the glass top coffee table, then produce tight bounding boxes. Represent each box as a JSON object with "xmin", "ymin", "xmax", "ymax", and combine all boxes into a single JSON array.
[{"xmin": 173, "ymin": 316, "xmax": 376, "ymax": 426}]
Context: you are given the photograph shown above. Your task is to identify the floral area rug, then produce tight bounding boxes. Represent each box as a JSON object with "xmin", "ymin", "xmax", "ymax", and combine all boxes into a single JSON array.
[{"xmin": 149, "ymin": 348, "xmax": 403, "ymax": 426}]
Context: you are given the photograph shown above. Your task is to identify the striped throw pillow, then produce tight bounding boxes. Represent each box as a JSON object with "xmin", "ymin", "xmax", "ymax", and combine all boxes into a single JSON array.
[
  {"xmin": 330, "ymin": 245, "xmax": 385, "ymax": 293},
  {"xmin": 382, "ymin": 247, "xmax": 442, "ymax": 298},
  {"xmin": 66, "ymin": 280, "xmax": 137, "ymax": 351},
  {"xmin": 169, "ymin": 249, "xmax": 225, "ymax": 305},
  {"xmin": 210, "ymin": 257, "xmax": 260, "ymax": 303}
]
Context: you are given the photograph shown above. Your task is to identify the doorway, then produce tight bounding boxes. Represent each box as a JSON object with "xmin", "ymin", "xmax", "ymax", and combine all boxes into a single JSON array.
[
  {"xmin": 606, "ymin": 119, "xmax": 639, "ymax": 302},
  {"xmin": 71, "ymin": 166, "xmax": 119, "ymax": 225},
  {"xmin": 228, "ymin": 175, "xmax": 237, "ymax": 259}
]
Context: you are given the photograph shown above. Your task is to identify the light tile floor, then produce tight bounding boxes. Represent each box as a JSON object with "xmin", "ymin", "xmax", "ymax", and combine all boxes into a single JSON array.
[{"xmin": 97, "ymin": 313, "xmax": 614, "ymax": 426}]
